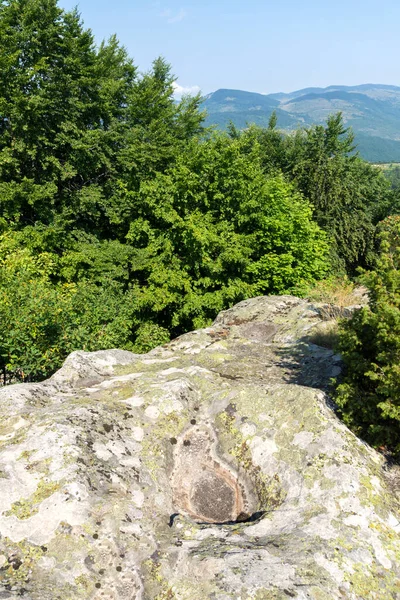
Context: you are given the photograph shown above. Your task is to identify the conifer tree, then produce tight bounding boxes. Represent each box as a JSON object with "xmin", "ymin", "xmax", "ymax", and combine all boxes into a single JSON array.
[{"xmin": 335, "ymin": 215, "xmax": 400, "ymax": 454}]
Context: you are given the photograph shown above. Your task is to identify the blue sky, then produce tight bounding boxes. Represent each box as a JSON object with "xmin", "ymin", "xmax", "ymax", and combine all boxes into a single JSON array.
[{"xmin": 59, "ymin": 0, "xmax": 400, "ymax": 96}]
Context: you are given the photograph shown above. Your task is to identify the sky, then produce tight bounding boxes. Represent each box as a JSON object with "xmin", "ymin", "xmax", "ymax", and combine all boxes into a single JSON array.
[{"xmin": 58, "ymin": 0, "xmax": 400, "ymax": 97}]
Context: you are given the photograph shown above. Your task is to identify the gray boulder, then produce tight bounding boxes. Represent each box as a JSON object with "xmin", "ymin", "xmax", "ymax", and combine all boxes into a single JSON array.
[{"xmin": 0, "ymin": 296, "xmax": 399, "ymax": 599}]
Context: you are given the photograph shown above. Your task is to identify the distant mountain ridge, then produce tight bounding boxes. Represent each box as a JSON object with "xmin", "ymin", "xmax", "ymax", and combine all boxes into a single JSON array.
[{"xmin": 203, "ymin": 84, "xmax": 400, "ymax": 162}]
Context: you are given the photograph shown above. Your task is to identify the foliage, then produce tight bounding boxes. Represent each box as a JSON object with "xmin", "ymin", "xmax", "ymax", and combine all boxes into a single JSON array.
[
  {"xmin": 0, "ymin": 236, "xmax": 135, "ymax": 381},
  {"xmin": 384, "ymin": 164, "xmax": 400, "ymax": 190},
  {"xmin": 237, "ymin": 114, "xmax": 394, "ymax": 273},
  {"xmin": 121, "ymin": 135, "xmax": 329, "ymax": 337},
  {"xmin": 228, "ymin": 116, "xmax": 289, "ymax": 175},
  {"xmin": 0, "ymin": 0, "xmax": 396, "ymax": 385},
  {"xmin": 335, "ymin": 215, "xmax": 400, "ymax": 454},
  {"xmin": 132, "ymin": 323, "xmax": 170, "ymax": 354},
  {"xmin": 381, "ymin": 165, "xmax": 400, "ymax": 215},
  {"xmin": 0, "ymin": 0, "xmax": 136, "ymax": 232},
  {"xmin": 286, "ymin": 115, "xmax": 390, "ymax": 272}
]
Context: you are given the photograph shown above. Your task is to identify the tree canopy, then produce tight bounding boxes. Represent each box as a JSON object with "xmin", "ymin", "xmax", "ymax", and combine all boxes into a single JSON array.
[{"xmin": 0, "ymin": 0, "xmax": 397, "ymax": 385}]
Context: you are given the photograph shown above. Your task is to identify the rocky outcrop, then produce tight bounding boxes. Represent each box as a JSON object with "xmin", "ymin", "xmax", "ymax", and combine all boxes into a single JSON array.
[{"xmin": 0, "ymin": 295, "xmax": 399, "ymax": 599}]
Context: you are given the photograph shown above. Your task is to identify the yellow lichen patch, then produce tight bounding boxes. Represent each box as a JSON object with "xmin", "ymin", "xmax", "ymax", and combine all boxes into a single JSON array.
[
  {"xmin": 329, "ymin": 535, "xmax": 354, "ymax": 553},
  {"xmin": 216, "ymin": 411, "xmax": 286, "ymax": 513},
  {"xmin": 301, "ymin": 505, "xmax": 328, "ymax": 521},
  {"xmin": 368, "ymin": 520, "xmax": 400, "ymax": 567},
  {"xmin": 17, "ymin": 449, "xmax": 35, "ymax": 461},
  {"xmin": 307, "ymin": 587, "xmax": 335, "ymax": 600},
  {"xmin": 359, "ymin": 475, "xmax": 391, "ymax": 518},
  {"xmin": 370, "ymin": 520, "xmax": 397, "ymax": 540},
  {"xmin": 0, "ymin": 416, "xmax": 29, "ymax": 439},
  {"xmin": 0, "ymin": 538, "xmax": 48, "ymax": 590},
  {"xmin": 5, "ymin": 479, "xmax": 61, "ymax": 520},
  {"xmin": 74, "ymin": 574, "xmax": 92, "ymax": 593},
  {"xmin": 141, "ymin": 411, "xmax": 188, "ymax": 481},
  {"xmin": 142, "ymin": 558, "xmax": 177, "ymax": 600},
  {"xmin": 253, "ymin": 590, "xmax": 290, "ymax": 600},
  {"xmin": 25, "ymin": 457, "xmax": 53, "ymax": 476},
  {"xmin": 302, "ymin": 454, "xmax": 337, "ymax": 490},
  {"xmin": 346, "ymin": 561, "xmax": 400, "ymax": 599}
]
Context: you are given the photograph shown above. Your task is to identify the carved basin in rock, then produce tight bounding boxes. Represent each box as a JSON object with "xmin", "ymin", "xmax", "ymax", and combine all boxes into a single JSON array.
[{"xmin": 170, "ymin": 426, "xmax": 257, "ymax": 523}]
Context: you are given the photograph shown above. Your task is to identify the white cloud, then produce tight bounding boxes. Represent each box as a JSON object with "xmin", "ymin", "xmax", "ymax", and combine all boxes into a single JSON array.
[
  {"xmin": 160, "ymin": 8, "xmax": 187, "ymax": 23},
  {"xmin": 172, "ymin": 82, "xmax": 201, "ymax": 99}
]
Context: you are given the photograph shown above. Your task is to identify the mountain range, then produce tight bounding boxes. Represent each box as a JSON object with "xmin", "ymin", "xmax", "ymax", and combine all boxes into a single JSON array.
[{"xmin": 202, "ymin": 84, "xmax": 400, "ymax": 163}]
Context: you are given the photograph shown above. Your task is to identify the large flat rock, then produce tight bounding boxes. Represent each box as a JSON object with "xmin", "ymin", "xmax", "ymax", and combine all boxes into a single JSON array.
[{"xmin": 0, "ymin": 296, "xmax": 399, "ymax": 599}]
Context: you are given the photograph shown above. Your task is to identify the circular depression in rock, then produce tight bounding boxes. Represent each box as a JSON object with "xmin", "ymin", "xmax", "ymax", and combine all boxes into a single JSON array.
[
  {"xmin": 190, "ymin": 471, "xmax": 237, "ymax": 523},
  {"xmin": 170, "ymin": 427, "xmax": 258, "ymax": 524}
]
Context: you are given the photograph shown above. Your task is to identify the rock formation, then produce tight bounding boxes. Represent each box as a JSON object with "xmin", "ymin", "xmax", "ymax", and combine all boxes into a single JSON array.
[{"xmin": 0, "ymin": 295, "xmax": 399, "ymax": 599}]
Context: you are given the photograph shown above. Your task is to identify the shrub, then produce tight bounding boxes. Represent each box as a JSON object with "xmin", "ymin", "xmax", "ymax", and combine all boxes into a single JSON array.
[
  {"xmin": 335, "ymin": 216, "xmax": 400, "ymax": 453},
  {"xmin": 0, "ymin": 241, "xmax": 135, "ymax": 382}
]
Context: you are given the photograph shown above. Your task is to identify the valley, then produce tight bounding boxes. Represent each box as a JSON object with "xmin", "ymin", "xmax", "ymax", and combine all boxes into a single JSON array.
[{"xmin": 203, "ymin": 84, "xmax": 400, "ymax": 162}]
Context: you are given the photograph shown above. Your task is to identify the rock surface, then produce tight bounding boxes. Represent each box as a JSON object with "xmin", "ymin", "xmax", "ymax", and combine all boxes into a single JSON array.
[{"xmin": 0, "ymin": 295, "xmax": 399, "ymax": 600}]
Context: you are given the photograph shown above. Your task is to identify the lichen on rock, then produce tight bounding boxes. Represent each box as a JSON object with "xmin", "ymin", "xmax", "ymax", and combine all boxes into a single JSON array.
[{"xmin": 0, "ymin": 296, "xmax": 399, "ymax": 599}]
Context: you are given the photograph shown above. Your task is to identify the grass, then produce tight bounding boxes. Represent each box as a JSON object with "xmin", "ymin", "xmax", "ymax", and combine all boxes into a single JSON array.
[
  {"xmin": 303, "ymin": 276, "xmax": 367, "ymax": 350},
  {"xmin": 307, "ymin": 321, "xmax": 339, "ymax": 350},
  {"xmin": 305, "ymin": 276, "xmax": 366, "ymax": 308}
]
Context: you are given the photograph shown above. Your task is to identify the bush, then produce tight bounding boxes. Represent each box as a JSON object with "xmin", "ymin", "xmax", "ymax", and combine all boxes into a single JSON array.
[
  {"xmin": 335, "ymin": 216, "xmax": 400, "ymax": 454},
  {"xmin": 0, "ymin": 241, "xmax": 136, "ymax": 382}
]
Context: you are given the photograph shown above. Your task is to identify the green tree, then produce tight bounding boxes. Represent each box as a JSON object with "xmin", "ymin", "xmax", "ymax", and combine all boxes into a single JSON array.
[
  {"xmin": 238, "ymin": 113, "xmax": 394, "ymax": 274},
  {"xmin": 0, "ymin": 0, "xmax": 334, "ymax": 383},
  {"xmin": 0, "ymin": 0, "xmax": 136, "ymax": 232},
  {"xmin": 122, "ymin": 134, "xmax": 329, "ymax": 336},
  {"xmin": 237, "ymin": 120, "xmax": 288, "ymax": 175},
  {"xmin": 286, "ymin": 113, "xmax": 390, "ymax": 272},
  {"xmin": 107, "ymin": 57, "xmax": 206, "ymax": 232},
  {"xmin": 335, "ymin": 215, "xmax": 400, "ymax": 454},
  {"xmin": 0, "ymin": 233, "xmax": 136, "ymax": 382}
]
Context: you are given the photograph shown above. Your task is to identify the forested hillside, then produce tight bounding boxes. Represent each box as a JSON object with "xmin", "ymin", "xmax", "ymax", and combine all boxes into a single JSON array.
[
  {"xmin": 204, "ymin": 85, "xmax": 400, "ymax": 163},
  {"xmin": 1, "ymin": 0, "xmax": 400, "ymax": 456}
]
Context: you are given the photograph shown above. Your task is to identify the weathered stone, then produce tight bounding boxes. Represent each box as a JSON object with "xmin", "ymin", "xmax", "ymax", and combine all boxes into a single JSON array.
[{"xmin": 0, "ymin": 295, "xmax": 399, "ymax": 600}]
